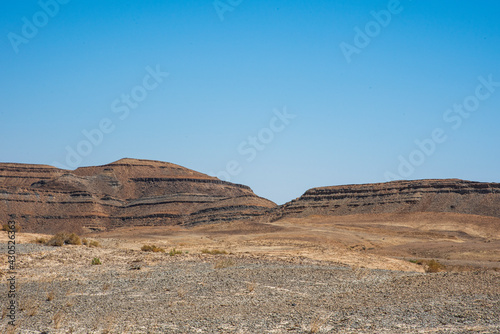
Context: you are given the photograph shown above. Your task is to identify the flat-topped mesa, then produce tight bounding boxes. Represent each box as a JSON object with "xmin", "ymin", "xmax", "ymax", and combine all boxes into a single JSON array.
[
  {"xmin": 0, "ymin": 158, "xmax": 276, "ymax": 234},
  {"xmin": 272, "ymin": 179, "xmax": 500, "ymax": 220}
]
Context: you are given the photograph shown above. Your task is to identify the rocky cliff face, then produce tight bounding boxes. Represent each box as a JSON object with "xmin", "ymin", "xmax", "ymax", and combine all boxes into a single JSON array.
[
  {"xmin": 272, "ymin": 179, "xmax": 500, "ymax": 220},
  {"xmin": 0, "ymin": 159, "xmax": 276, "ymax": 233}
]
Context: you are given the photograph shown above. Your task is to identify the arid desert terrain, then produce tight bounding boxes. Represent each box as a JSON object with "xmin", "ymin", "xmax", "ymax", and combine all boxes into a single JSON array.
[
  {"xmin": 0, "ymin": 159, "xmax": 499, "ymax": 333},
  {"xmin": 1, "ymin": 211, "xmax": 499, "ymax": 333}
]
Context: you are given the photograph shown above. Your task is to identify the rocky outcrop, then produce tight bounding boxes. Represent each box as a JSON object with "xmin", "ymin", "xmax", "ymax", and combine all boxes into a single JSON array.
[
  {"xmin": 2, "ymin": 161, "xmax": 499, "ymax": 234},
  {"xmin": 272, "ymin": 179, "xmax": 500, "ymax": 220},
  {"xmin": 0, "ymin": 159, "xmax": 276, "ymax": 233}
]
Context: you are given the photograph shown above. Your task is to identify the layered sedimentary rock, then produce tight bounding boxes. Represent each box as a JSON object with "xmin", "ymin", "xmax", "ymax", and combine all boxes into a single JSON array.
[
  {"xmin": 272, "ymin": 179, "xmax": 500, "ymax": 220},
  {"xmin": 0, "ymin": 159, "xmax": 276, "ymax": 233}
]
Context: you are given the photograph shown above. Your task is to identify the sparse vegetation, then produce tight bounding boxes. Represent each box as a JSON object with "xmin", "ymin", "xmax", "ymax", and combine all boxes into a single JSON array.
[
  {"xmin": 426, "ymin": 259, "xmax": 445, "ymax": 273},
  {"xmin": 20, "ymin": 297, "xmax": 40, "ymax": 317},
  {"xmin": 46, "ymin": 233, "xmax": 82, "ymax": 246},
  {"xmin": 46, "ymin": 233, "xmax": 65, "ymax": 246},
  {"xmin": 67, "ymin": 233, "xmax": 82, "ymax": 245},
  {"xmin": 89, "ymin": 240, "xmax": 100, "ymax": 247},
  {"xmin": 409, "ymin": 259, "xmax": 445, "ymax": 273},
  {"xmin": 27, "ymin": 303, "xmax": 39, "ymax": 316},
  {"xmin": 309, "ymin": 314, "xmax": 328, "ymax": 333},
  {"xmin": 169, "ymin": 248, "xmax": 183, "ymax": 256},
  {"xmin": 53, "ymin": 310, "xmax": 64, "ymax": 329},
  {"xmin": 92, "ymin": 257, "xmax": 102, "ymax": 265},
  {"xmin": 82, "ymin": 238, "xmax": 101, "ymax": 247},
  {"xmin": 201, "ymin": 249, "xmax": 228, "ymax": 255},
  {"xmin": 46, "ymin": 291, "xmax": 55, "ymax": 301},
  {"xmin": 2, "ymin": 223, "xmax": 21, "ymax": 232},
  {"xmin": 33, "ymin": 237, "xmax": 48, "ymax": 244},
  {"xmin": 141, "ymin": 244, "xmax": 165, "ymax": 253}
]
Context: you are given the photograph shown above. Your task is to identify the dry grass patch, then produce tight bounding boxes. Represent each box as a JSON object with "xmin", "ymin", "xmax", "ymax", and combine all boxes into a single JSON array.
[
  {"xmin": 246, "ymin": 281, "xmax": 255, "ymax": 293},
  {"xmin": 1, "ymin": 223, "xmax": 21, "ymax": 232},
  {"xmin": 82, "ymin": 238, "xmax": 101, "ymax": 247},
  {"xmin": 32, "ymin": 237, "xmax": 48, "ymax": 244},
  {"xmin": 46, "ymin": 233, "xmax": 82, "ymax": 246},
  {"xmin": 19, "ymin": 297, "xmax": 39, "ymax": 316},
  {"xmin": 201, "ymin": 249, "xmax": 228, "ymax": 255},
  {"xmin": 89, "ymin": 240, "xmax": 100, "ymax": 247},
  {"xmin": 53, "ymin": 310, "xmax": 64, "ymax": 329},
  {"xmin": 169, "ymin": 248, "xmax": 183, "ymax": 256},
  {"xmin": 308, "ymin": 314, "xmax": 329, "ymax": 333},
  {"xmin": 141, "ymin": 245, "xmax": 165, "ymax": 253},
  {"xmin": 410, "ymin": 259, "xmax": 446, "ymax": 273},
  {"xmin": 46, "ymin": 291, "xmax": 55, "ymax": 301},
  {"xmin": 426, "ymin": 259, "xmax": 445, "ymax": 273}
]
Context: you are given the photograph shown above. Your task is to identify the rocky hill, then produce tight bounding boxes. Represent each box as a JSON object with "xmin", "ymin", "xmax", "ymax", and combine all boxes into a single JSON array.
[
  {"xmin": 0, "ymin": 158, "xmax": 276, "ymax": 233},
  {"xmin": 271, "ymin": 179, "xmax": 500, "ymax": 220},
  {"xmin": 2, "ymin": 160, "xmax": 499, "ymax": 234}
]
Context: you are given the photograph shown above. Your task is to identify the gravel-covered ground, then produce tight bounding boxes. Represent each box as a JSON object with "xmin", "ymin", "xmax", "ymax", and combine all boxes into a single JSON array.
[
  {"xmin": 0, "ymin": 244, "xmax": 499, "ymax": 333},
  {"xmin": 0, "ymin": 242, "xmax": 55, "ymax": 254}
]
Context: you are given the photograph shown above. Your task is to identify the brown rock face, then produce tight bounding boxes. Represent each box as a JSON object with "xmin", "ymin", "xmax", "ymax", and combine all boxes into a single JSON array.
[
  {"xmin": 272, "ymin": 179, "xmax": 500, "ymax": 220},
  {"xmin": 0, "ymin": 158, "xmax": 276, "ymax": 233}
]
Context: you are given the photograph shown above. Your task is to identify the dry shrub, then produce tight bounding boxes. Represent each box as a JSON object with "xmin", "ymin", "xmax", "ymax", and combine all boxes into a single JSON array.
[
  {"xmin": 46, "ymin": 233, "xmax": 66, "ymax": 246},
  {"xmin": 27, "ymin": 304, "xmax": 39, "ymax": 316},
  {"xmin": 309, "ymin": 314, "xmax": 329, "ymax": 333},
  {"xmin": 46, "ymin": 233, "xmax": 82, "ymax": 246},
  {"xmin": 426, "ymin": 259, "xmax": 445, "ymax": 273},
  {"xmin": 201, "ymin": 249, "xmax": 228, "ymax": 255},
  {"xmin": 19, "ymin": 297, "xmax": 39, "ymax": 316},
  {"xmin": 82, "ymin": 238, "xmax": 100, "ymax": 247},
  {"xmin": 89, "ymin": 240, "xmax": 100, "ymax": 247},
  {"xmin": 410, "ymin": 259, "xmax": 445, "ymax": 273},
  {"xmin": 66, "ymin": 233, "xmax": 81, "ymax": 245},
  {"xmin": 47, "ymin": 291, "xmax": 55, "ymax": 301},
  {"xmin": 33, "ymin": 237, "xmax": 48, "ymax": 244},
  {"xmin": 169, "ymin": 248, "xmax": 183, "ymax": 256},
  {"xmin": 53, "ymin": 310, "xmax": 64, "ymax": 329},
  {"xmin": 2, "ymin": 223, "xmax": 21, "ymax": 232},
  {"xmin": 141, "ymin": 245, "xmax": 165, "ymax": 253}
]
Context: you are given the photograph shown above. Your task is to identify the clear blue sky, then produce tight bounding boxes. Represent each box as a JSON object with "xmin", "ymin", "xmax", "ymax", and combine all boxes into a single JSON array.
[{"xmin": 1, "ymin": 0, "xmax": 499, "ymax": 204}]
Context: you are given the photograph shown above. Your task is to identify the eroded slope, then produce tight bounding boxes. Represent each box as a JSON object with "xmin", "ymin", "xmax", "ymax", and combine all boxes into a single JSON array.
[{"xmin": 0, "ymin": 158, "xmax": 275, "ymax": 233}]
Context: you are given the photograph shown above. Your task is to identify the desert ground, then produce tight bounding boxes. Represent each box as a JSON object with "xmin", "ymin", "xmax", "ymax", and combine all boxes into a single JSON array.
[{"xmin": 1, "ymin": 212, "xmax": 499, "ymax": 333}]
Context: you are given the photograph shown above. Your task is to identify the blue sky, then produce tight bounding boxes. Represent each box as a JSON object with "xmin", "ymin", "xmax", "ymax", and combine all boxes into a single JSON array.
[{"xmin": 1, "ymin": 0, "xmax": 499, "ymax": 204}]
